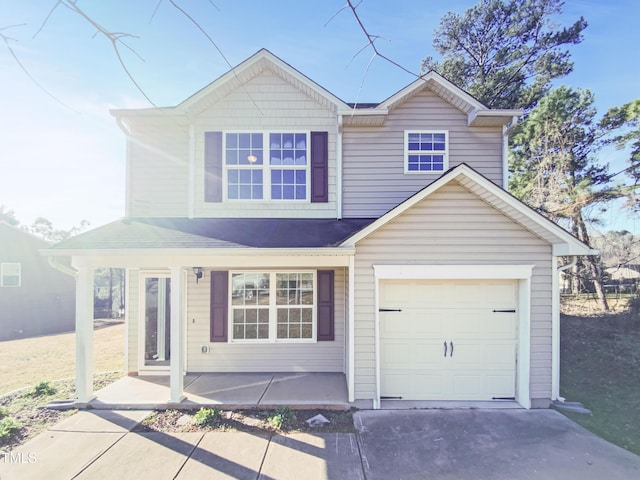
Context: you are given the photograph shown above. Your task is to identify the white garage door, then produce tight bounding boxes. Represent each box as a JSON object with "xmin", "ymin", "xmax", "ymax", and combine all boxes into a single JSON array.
[{"xmin": 380, "ymin": 279, "xmax": 518, "ymax": 401}]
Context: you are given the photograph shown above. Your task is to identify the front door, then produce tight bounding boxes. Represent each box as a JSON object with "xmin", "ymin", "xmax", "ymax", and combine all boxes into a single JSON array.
[{"xmin": 142, "ymin": 275, "xmax": 171, "ymax": 369}]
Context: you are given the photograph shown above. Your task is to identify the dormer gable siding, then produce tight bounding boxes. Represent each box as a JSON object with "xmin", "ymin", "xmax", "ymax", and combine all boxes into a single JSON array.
[{"xmin": 341, "ymin": 88, "xmax": 503, "ymax": 218}]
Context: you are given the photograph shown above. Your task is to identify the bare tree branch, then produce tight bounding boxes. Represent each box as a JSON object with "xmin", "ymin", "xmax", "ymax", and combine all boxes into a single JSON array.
[
  {"xmin": 167, "ymin": 0, "xmax": 263, "ymax": 115},
  {"xmin": 344, "ymin": 0, "xmax": 418, "ymax": 78},
  {"xmin": 1, "ymin": 24, "xmax": 76, "ymax": 111},
  {"xmin": 50, "ymin": 0, "xmax": 156, "ymax": 106}
]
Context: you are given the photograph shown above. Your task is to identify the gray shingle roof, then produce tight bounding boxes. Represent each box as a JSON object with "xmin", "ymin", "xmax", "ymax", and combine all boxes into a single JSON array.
[{"xmin": 51, "ymin": 217, "xmax": 376, "ymax": 250}]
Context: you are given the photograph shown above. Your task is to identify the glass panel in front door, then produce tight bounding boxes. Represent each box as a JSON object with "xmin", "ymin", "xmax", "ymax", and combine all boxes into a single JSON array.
[{"xmin": 144, "ymin": 277, "xmax": 171, "ymax": 367}]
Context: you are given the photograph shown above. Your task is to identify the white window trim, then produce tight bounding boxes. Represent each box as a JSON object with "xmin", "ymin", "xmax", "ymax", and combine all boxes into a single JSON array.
[
  {"xmin": 1, "ymin": 263, "xmax": 21, "ymax": 287},
  {"xmin": 228, "ymin": 270, "xmax": 317, "ymax": 343},
  {"xmin": 222, "ymin": 130, "xmax": 311, "ymax": 203},
  {"xmin": 404, "ymin": 129, "xmax": 449, "ymax": 174}
]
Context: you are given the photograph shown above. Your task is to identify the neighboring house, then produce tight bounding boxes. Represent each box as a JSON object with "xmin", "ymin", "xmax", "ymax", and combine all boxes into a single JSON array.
[
  {"xmin": 46, "ymin": 49, "xmax": 594, "ymax": 409},
  {"xmin": 0, "ymin": 222, "xmax": 75, "ymax": 340}
]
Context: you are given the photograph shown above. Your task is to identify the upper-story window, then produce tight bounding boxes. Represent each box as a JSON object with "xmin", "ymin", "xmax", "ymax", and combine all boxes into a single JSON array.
[
  {"xmin": 404, "ymin": 130, "xmax": 448, "ymax": 174},
  {"xmin": 1, "ymin": 263, "xmax": 21, "ymax": 287},
  {"xmin": 224, "ymin": 132, "xmax": 308, "ymax": 201}
]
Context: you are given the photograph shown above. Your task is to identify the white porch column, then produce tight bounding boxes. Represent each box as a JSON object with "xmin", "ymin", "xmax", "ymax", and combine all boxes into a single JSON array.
[
  {"xmin": 75, "ymin": 266, "xmax": 95, "ymax": 404},
  {"xmin": 169, "ymin": 266, "xmax": 186, "ymax": 403}
]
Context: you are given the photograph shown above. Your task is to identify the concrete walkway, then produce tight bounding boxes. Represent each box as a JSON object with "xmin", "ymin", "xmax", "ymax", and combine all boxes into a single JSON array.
[{"xmin": 2, "ymin": 409, "xmax": 639, "ymax": 479}]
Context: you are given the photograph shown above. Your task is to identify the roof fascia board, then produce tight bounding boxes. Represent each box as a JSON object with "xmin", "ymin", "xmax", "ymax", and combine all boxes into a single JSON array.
[
  {"xmin": 342, "ymin": 164, "xmax": 594, "ymax": 255},
  {"xmin": 337, "ymin": 108, "xmax": 389, "ymax": 116},
  {"xmin": 468, "ymin": 109, "xmax": 524, "ymax": 126},
  {"xmin": 378, "ymin": 71, "xmax": 486, "ymax": 112},
  {"xmin": 42, "ymin": 246, "xmax": 356, "ymax": 257},
  {"xmin": 178, "ymin": 49, "xmax": 350, "ymax": 112}
]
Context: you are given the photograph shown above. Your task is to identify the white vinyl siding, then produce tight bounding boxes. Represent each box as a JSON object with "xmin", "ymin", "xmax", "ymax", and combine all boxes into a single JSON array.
[
  {"xmin": 127, "ymin": 118, "xmax": 189, "ymax": 217},
  {"xmin": 342, "ymin": 89, "xmax": 503, "ymax": 217},
  {"xmin": 186, "ymin": 268, "xmax": 346, "ymax": 372},
  {"xmin": 194, "ymin": 71, "xmax": 337, "ymax": 218},
  {"xmin": 352, "ymin": 182, "xmax": 553, "ymax": 403}
]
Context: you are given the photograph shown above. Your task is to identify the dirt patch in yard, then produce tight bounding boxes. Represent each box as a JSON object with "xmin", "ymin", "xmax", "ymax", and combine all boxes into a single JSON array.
[
  {"xmin": 136, "ymin": 407, "xmax": 357, "ymax": 435},
  {"xmin": 0, "ymin": 372, "xmax": 122, "ymax": 451}
]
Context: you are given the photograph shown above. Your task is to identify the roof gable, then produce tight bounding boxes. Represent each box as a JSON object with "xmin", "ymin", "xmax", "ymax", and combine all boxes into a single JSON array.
[
  {"xmin": 341, "ymin": 164, "xmax": 595, "ymax": 256},
  {"xmin": 339, "ymin": 71, "xmax": 522, "ymax": 128}
]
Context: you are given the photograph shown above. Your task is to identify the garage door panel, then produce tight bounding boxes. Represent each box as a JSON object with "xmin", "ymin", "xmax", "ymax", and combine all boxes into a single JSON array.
[
  {"xmin": 381, "ymin": 339, "xmax": 444, "ymax": 369},
  {"xmin": 380, "ymin": 279, "xmax": 518, "ymax": 402}
]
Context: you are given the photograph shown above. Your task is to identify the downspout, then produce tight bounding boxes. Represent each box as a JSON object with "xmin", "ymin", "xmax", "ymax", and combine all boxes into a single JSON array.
[
  {"xmin": 502, "ymin": 116, "xmax": 519, "ymax": 190},
  {"xmin": 552, "ymin": 255, "xmax": 578, "ymax": 401},
  {"xmin": 336, "ymin": 115, "xmax": 343, "ymax": 219},
  {"xmin": 115, "ymin": 116, "xmax": 133, "ymax": 218}
]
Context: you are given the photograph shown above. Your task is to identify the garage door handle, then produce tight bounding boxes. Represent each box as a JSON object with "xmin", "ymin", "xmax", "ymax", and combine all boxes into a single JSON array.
[
  {"xmin": 379, "ymin": 308, "xmax": 402, "ymax": 312},
  {"xmin": 493, "ymin": 309, "xmax": 516, "ymax": 313},
  {"xmin": 450, "ymin": 341, "xmax": 454, "ymax": 357},
  {"xmin": 443, "ymin": 341, "xmax": 447, "ymax": 357}
]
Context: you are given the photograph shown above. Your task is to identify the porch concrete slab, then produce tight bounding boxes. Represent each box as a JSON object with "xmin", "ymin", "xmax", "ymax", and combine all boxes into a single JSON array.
[
  {"xmin": 354, "ymin": 409, "xmax": 640, "ymax": 480},
  {"xmin": 260, "ymin": 433, "xmax": 364, "ymax": 480},
  {"xmin": 90, "ymin": 374, "xmax": 198, "ymax": 408},
  {"xmin": 0, "ymin": 431, "xmax": 123, "ymax": 480},
  {"xmin": 259, "ymin": 373, "xmax": 349, "ymax": 407},
  {"xmin": 176, "ymin": 432, "xmax": 270, "ymax": 479},
  {"xmin": 76, "ymin": 431, "xmax": 203, "ymax": 480},
  {"xmin": 184, "ymin": 373, "xmax": 273, "ymax": 404},
  {"xmin": 48, "ymin": 409, "xmax": 151, "ymax": 432}
]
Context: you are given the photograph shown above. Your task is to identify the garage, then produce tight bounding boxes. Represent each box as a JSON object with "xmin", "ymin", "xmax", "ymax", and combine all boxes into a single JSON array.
[{"xmin": 379, "ymin": 279, "xmax": 518, "ymax": 401}]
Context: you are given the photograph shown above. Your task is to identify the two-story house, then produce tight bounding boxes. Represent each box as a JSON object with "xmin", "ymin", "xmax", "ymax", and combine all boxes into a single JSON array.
[{"xmin": 47, "ymin": 49, "xmax": 593, "ymax": 409}]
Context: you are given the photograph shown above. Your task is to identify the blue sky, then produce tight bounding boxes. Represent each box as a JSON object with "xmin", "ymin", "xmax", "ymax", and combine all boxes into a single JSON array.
[{"xmin": 1, "ymin": 0, "xmax": 638, "ymax": 233}]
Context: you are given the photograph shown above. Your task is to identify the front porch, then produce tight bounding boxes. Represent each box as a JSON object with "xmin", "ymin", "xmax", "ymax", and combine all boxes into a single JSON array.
[{"xmin": 87, "ymin": 372, "xmax": 350, "ymax": 410}]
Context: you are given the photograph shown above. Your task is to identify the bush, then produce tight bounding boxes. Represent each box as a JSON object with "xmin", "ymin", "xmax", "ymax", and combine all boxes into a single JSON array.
[
  {"xmin": 268, "ymin": 406, "xmax": 295, "ymax": 430},
  {"xmin": 0, "ymin": 406, "xmax": 8, "ymax": 419},
  {"xmin": 0, "ymin": 417, "xmax": 22, "ymax": 444},
  {"xmin": 31, "ymin": 381, "xmax": 57, "ymax": 397},
  {"xmin": 193, "ymin": 407, "xmax": 221, "ymax": 427}
]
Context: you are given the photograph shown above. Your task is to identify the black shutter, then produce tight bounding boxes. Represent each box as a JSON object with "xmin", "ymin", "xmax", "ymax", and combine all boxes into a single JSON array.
[
  {"xmin": 204, "ymin": 131, "xmax": 223, "ymax": 202},
  {"xmin": 317, "ymin": 270, "xmax": 334, "ymax": 341},
  {"xmin": 310, "ymin": 131, "xmax": 328, "ymax": 203},
  {"xmin": 210, "ymin": 271, "xmax": 228, "ymax": 342}
]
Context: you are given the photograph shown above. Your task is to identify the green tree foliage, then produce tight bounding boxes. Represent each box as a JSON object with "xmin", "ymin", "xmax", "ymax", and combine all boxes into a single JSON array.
[
  {"xmin": 27, "ymin": 217, "xmax": 90, "ymax": 244},
  {"xmin": 423, "ymin": 0, "xmax": 587, "ymax": 110},
  {"xmin": 510, "ymin": 86, "xmax": 616, "ymax": 308},
  {"xmin": 0, "ymin": 205, "xmax": 19, "ymax": 226},
  {"xmin": 600, "ymin": 99, "xmax": 640, "ymax": 210}
]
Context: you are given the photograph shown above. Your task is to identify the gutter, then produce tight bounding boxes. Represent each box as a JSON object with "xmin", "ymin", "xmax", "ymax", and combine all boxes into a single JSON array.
[
  {"xmin": 552, "ymin": 255, "xmax": 578, "ymax": 401},
  {"xmin": 48, "ymin": 256, "xmax": 77, "ymax": 278}
]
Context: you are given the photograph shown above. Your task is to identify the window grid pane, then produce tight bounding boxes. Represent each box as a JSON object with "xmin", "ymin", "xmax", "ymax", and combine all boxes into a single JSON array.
[
  {"xmin": 227, "ymin": 169, "xmax": 263, "ymax": 200},
  {"xmin": 407, "ymin": 132, "xmax": 446, "ymax": 172},
  {"xmin": 1, "ymin": 263, "xmax": 20, "ymax": 287},
  {"xmin": 271, "ymin": 169, "xmax": 306, "ymax": 200},
  {"xmin": 275, "ymin": 273, "xmax": 313, "ymax": 339},
  {"xmin": 226, "ymin": 133, "xmax": 263, "ymax": 165}
]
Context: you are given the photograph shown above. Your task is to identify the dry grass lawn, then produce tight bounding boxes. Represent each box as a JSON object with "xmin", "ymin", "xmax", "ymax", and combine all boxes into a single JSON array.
[{"xmin": 0, "ymin": 321, "xmax": 125, "ymax": 395}]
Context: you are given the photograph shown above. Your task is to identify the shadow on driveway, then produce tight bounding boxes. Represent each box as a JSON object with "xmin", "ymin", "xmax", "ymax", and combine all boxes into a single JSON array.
[{"xmin": 355, "ymin": 409, "xmax": 640, "ymax": 480}]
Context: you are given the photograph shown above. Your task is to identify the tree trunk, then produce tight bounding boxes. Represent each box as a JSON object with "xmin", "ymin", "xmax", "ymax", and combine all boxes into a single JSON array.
[{"xmin": 575, "ymin": 214, "xmax": 609, "ymax": 311}]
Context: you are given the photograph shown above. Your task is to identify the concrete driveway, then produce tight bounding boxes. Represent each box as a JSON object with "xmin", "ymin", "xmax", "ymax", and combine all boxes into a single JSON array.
[
  {"xmin": 354, "ymin": 409, "xmax": 640, "ymax": 480},
  {"xmin": 1, "ymin": 409, "xmax": 639, "ymax": 479}
]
